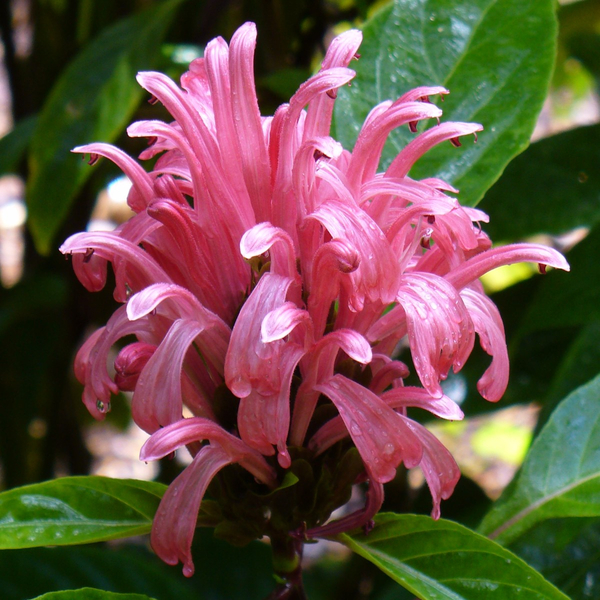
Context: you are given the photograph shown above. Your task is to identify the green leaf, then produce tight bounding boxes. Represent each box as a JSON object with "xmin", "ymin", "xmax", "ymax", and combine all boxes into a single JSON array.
[
  {"xmin": 0, "ymin": 477, "xmax": 166, "ymax": 548},
  {"xmin": 333, "ymin": 0, "xmax": 557, "ymax": 206},
  {"xmin": 521, "ymin": 226, "xmax": 600, "ymax": 334},
  {"xmin": 339, "ymin": 513, "xmax": 569, "ymax": 599},
  {"xmin": 31, "ymin": 590, "xmax": 156, "ymax": 600},
  {"xmin": 26, "ymin": 0, "xmax": 184, "ymax": 255},
  {"xmin": 537, "ymin": 320, "xmax": 600, "ymax": 432},
  {"xmin": 480, "ymin": 124, "xmax": 600, "ymax": 240},
  {"xmin": 0, "ymin": 546, "xmax": 194, "ymax": 600},
  {"xmin": 478, "ymin": 374, "xmax": 600, "ymax": 545},
  {"xmin": 510, "ymin": 518, "xmax": 600, "ymax": 600},
  {"xmin": 0, "ymin": 528, "xmax": 276, "ymax": 600},
  {"xmin": 0, "ymin": 116, "xmax": 37, "ymax": 176}
]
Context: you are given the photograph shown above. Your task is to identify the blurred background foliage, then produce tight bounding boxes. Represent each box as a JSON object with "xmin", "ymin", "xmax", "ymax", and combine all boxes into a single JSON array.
[{"xmin": 1, "ymin": 0, "xmax": 600, "ymax": 598}]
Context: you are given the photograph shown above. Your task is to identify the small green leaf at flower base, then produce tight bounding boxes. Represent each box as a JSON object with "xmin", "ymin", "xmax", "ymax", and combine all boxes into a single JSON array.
[
  {"xmin": 30, "ymin": 590, "xmax": 157, "ymax": 600},
  {"xmin": 334, "ymin": 0, "xmax": 557, "ymax": 206},
  {"xmin": 478, "ymin": 374, "xmax": 600, "ymax": 546},
  {"xmin": 339, "ymin": 513, "xmax": 570, "ymax": 600},
  {"xmin": 0, "ymin": 476, "xmax": 166, "ymax": 548}
]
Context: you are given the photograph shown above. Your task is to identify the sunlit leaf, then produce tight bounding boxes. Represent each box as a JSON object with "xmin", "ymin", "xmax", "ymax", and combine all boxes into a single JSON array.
[
  {"xmin": 478, "ymin": 374, "xmax": 600, "ymax": 545},
  {"xmin": 0, "ymin": 477, "xmax": 166, "ymax": 548},
  {"xmin": 340, "ymin": 513, "xmax": 569, "ymax": 599},
  {"xmin": 334, "ymin": 0, "xmax": 556, "ymax": 206}
]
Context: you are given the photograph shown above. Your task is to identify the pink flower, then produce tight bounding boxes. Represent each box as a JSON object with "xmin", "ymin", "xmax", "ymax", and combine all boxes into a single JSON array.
[{"xmin": 61, "ymin": 22, "xmax": 569, "ymax": 575}]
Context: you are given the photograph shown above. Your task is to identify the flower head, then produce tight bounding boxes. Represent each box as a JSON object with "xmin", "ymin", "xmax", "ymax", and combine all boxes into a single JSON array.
[{"xmin": 61, "ymin": 22, "xmax": 569, "ymax": 576}]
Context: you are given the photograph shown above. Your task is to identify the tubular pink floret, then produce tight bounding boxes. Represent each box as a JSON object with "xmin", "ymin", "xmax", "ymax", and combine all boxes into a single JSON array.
[
  {"xmin": 240, "ymin": 223, "xmax": 298, "ymax": 279},
  {"xmin": 312, "ymin": 375, "xmax": 423, "ymax": 483},
  {"xmin": 386, "ymin": 122, "xmax": 483, "ymax": 179},
  {"xmin": 229, "ymin": 22, "xmax": 272, "ymax": 223},
  {"xmin": 445, "ymin": 243, "xmax": 570, "ymax": 290},
  {"xmin": 72, "ymin": 143, "xmax": 154, "ymax": 211}
]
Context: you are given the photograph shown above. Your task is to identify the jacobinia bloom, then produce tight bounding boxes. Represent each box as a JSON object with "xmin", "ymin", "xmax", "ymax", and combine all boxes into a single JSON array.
[{"xmin": 61, "ymin": 23, "xmax": 569, "ymax": 577}]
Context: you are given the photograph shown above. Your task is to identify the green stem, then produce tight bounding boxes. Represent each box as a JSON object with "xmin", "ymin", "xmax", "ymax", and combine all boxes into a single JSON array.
[{"xmin": 267, "ymin": 535, "xmax": 307, "ymax": 600}]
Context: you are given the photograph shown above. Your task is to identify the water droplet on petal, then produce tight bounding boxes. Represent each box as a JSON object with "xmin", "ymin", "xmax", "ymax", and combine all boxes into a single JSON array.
[{"xmin": 382, "ymin": 443, "xmax": 395, "ymax": 457}]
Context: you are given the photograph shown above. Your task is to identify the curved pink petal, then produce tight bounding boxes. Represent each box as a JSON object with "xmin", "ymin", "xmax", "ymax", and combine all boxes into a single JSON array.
[
  {"xmin": 386, "ymin": 122, "xmax": 483, "ymax": 178},
  {"xmin": 400, "ymin": 416, "xmax": 461, "ymax": 519},
  {"xmin": 81, "ymin": 305, "xmax": 156, "ymax": 419},
  {"xmin": 225, "ymin": 273, "xmax": 293, "ymax": 396},
  {"xmin": 290, "ymin": 328, "xmax": 372, "ymax": 446},
  {"xmin": 311, "ymin": 375, "xmax": 423, "ymax": 483},
  {"xmin": 132, "ymin": 318, "xmax": 206, "ymax": 433},
  {"xmin": 445, "ymin": 243, "xmax": 570, "ymax": 290},
  {"xmin": 381, "ymin": 386, "xmax": 464, "ymax": 420},
  {"xmin": 237, "ymin": 342, "xmax": 304, "ymax": 467},
  {"xmin": 261, "ymin": 302, "xmax": 312, "ymax": 344},
  {"xmin": 397, "ymin": 86, "xmax": 449, "ymax": 103},
  {"xmin": 461, "ymin": 288, "xmax": 509, "ymax": 402},
  {"xmin": 303, "ymin": 29, "xmax": 363, "ymax": 140},
  {"xmin": 114, "ymin": 342, "xmax": 156, "ymax": 391},
  {"xmin": 229, "ymin": 22, "xmax": 272, "ymax": 222},
  {"xmin": 307, "ymin": 237, "xmax": 360, "ymax": 336},
  {"xmin": 272, "ymin": 67, "xmax": 355, "ymax": 232},
  {"xmin": 348, "ymin": 102, "xmax": 443, "ymax": 189},
  {"xmin": 72, "ymin": 251, "xmax": 108, "ymax": 292},
  {"xmin": 72, "ymin": 143, "xmax": 154, "ymax": 211},
  {"xmin": 128, "ymin": 284, "xmax": 230, "ymax": 379},
  {"xmin": 368, "ymin": 354, "xmax": 409, "ymax": 394},
  {"xmin": 151, "ymin": 444, "xmax": 232, "ymax": 577},
  {"xmin": 60, "ymin": 231, "xmax": 173, "ymax": 301},
  {"xmin": 74, "ymin": 327, "xmax": 104, "ymax": 385},
  {"xmin": 240, "ymin": 223, "xmax": 297, "ymax": 279},
  {"xmin": 308, "ymin": 199, "xmax": 399, "ymax": 310},
  {"xmin": 396, "ymin": 273, "xmax": 475, "ymax": 397},
  {"xmin": 225, "ymin": 273, "xmax": 305, "ymax": 464},
  {"xmin": 140, "ymin": 416, "xmax": 277, "ymax": 486},
  {"xmin": 293, "ymin": 136, "xmax": 343, "ymax": 215}
]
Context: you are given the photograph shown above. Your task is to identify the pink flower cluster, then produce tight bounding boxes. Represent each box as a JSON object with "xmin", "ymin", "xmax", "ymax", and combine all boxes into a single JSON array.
[{"xmin": 61, "ymin": 23, "xmax": 568, "ymax": 576}]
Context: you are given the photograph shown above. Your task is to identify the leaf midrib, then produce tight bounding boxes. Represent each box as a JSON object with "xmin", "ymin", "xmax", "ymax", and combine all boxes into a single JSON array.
[{"xmin": 488, "ymin": 470, "xmax": 600, "ymax": 541}]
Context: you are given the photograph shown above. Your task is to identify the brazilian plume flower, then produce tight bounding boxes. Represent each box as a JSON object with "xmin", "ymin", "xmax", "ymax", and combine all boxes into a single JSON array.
[{"xmin": 61, "ymin": 22, "xmax": 569, "ymax": 577}]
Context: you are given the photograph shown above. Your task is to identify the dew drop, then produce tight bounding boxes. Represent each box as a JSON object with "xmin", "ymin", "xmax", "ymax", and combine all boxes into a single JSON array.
[{"xmin": 350, "ymin": 421, "xmax": 362, "ymax": 436}]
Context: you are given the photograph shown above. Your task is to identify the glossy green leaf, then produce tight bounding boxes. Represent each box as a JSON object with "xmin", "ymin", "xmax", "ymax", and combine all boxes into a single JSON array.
[
  {"xmin": 0, "ymin": 116, "xmax": 37, "ymax": 177},
  {"xmin": 537, "ymin": 320, "xmax": 600, "ymax": 432},
  {"xmin": 0, "ymin": 527, "xmax": 277, "ymax": 600},
  {"xmin": 0, "ymin": 477, "xmax": 166, "ymax": 548},
  {"xmin": 26, "ymin": 0, "xmax": 184, "ymax": 255},
  {"xmin": 510, "ymin": 518, "xmax": 600, "ymax": 600},
  {"xmin": 334, "ymin": 0, "xmax": 556, "ymax": 206},
  {"xmin": 31, "ymin": 590, "xmax": 156, "ymax": 600},
  {"xmin": 478, "ymin": 374, "xmax": 600, "ymax": 545},
  {"xmin": 521, "ymin": 225, "xmax": 600, "ymax": 334},
  {"xmin": 339, "ymin": 513, "xmax": 569, "ymax": 599},
  {"xmin": 0, "ymin": 545, "xmax": 194, "ymax": 600},
  {"xmin": 480, "ymin": 124, "xmax": 600, "ymax": 240}
]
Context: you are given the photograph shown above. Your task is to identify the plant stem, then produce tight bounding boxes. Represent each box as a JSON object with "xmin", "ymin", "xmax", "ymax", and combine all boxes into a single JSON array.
[{"xmin": 266, "ymin": 534, "xmax": 307, "ymax": 600}]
